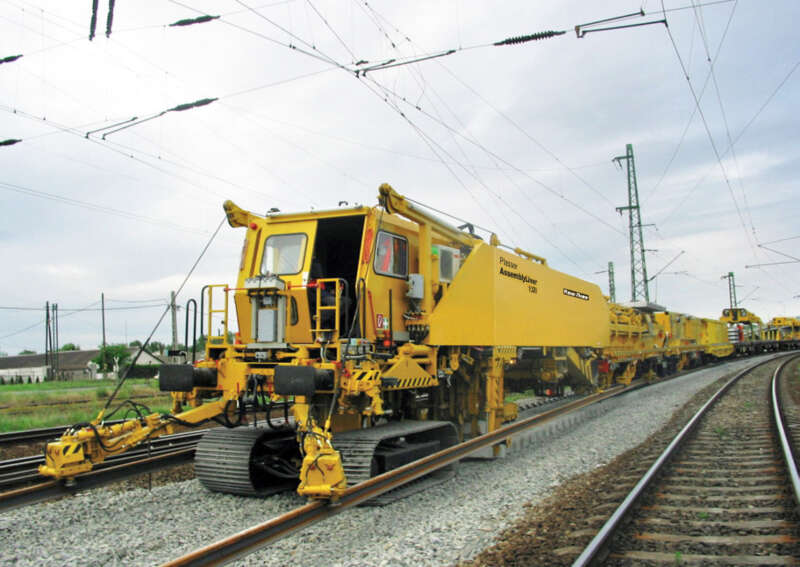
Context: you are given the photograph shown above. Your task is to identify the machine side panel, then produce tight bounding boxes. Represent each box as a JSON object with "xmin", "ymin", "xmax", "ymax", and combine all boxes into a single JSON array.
[
  {"xmin": 429, "ymin": 245, "xmax": 609, "ymax": 347},
  {"xmin": 427, "ymin": 244, "xmax": 496, "ymax": 345}
]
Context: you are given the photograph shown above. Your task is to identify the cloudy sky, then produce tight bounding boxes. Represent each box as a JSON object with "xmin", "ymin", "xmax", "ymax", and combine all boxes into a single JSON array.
[{"xmin": 1, "ymin": 0, "xmax": 798, "ymax": 355}]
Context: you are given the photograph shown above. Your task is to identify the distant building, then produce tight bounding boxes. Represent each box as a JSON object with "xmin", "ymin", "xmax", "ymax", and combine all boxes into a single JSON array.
[{"xmin": 0, "ymin": 347, "xmax": 164, "ymax": 384}]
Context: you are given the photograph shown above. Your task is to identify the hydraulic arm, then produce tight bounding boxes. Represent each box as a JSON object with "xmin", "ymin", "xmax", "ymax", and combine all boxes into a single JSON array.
[{"xmin": 39, "ymin": 397, "xmax": 229, "ymax": 478}]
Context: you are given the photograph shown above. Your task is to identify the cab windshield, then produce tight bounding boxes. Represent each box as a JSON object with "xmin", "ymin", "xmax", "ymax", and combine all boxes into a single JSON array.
[{"xmin": 261, "ymin": 233, "xmax": 307, "ymax": 275}]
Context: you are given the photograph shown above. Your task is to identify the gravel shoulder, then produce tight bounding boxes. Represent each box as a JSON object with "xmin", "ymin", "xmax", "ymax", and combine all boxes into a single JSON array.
[
  {"xmin": 0, "ymin": 356, "xmax": 771, "ymax": 567},
  {"xmin": 460, "ymin": 354, "xmax": 790, "ymax": 566}
]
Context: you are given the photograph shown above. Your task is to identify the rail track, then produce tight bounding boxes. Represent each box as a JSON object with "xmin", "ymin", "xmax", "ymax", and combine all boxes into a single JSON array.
[
  {"xmin": 0, "ymin": 357, "xmax": 778, "ymax": 566},
  {"xmin": 570, "ymin": 353, "xmax": 800, "ymax": 566},
  {"xmin": 159, "ymin": 383, "xmax": 644, "ymax": 566},
  {"xmin": 0, "ymin": 420, "xmax": 126, "ymax": 446},
  {"xmin": 0, "ymin": 414, "xmax": 291, "ymax": 511},
  {"xmin": 0, "ymin": 429, "xmax": 203, "ymax": 512}
]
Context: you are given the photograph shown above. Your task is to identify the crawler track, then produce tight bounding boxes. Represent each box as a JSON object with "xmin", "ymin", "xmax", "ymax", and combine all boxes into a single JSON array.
[{"xmin": 573, "ymin": 353, "xmax": 800, "ymax": 566}]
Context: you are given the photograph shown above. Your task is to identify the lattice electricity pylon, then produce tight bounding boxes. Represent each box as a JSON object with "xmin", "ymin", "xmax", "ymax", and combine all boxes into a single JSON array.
[
  {"xmin": 614, "ymin": 144, "xmax": 650, "ymax": 303},
  {"xmin": 594, "ymin": 262, "xmax": 617, "ymax": 302},
  {"xmin": 607, "ymin": 261, "xmax": 616, "ymax": 303},
  {"xmin": 721, "ymin": 272, "xmax": 738, "ymax": 310}
]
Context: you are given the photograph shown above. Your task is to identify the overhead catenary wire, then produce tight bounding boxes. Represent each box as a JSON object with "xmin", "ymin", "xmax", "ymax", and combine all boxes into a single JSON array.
[
  {"xmin": 236, "ymin": 3, "xmax": 579, "ymax": 258},
  {"xmin": 353, "ymin": 2, "xmax": 622, "ymax": 272},
  {"xmin": 305, "ymin": 0, "xmax": 358, "ymax": 62},
  {"xmin": 689, "ymin": 0, "xmax": 758, "ymax": 244},
  {"xmin": 209, "ymin": 0, "xmax": 520, "ymax": 244},
  {"xmin": 758, "ymin": 245, "xmax": 800, "ymax": 263},
  {"xmin": 0, "ymin": 180, "xmax": 210, "ymax": 235},
  {"xmin": 760, "ymin": 235, "xmax": 800, "ymax": 246},
  {"xmin": 238, "ymin": 0, "xmax": 625, "ymax": 268},
  {"xmin": 4, "ymin": 2, "xmax": 797, "ymax": 314},
  {"xmin": 368, "ymin": 79, "xmax": 626, "ymax": 237},
  {"xmin": 14, "ymin": 2, "xmax": 624, "ymax": 255},
  {"xmin": 434, "ymin": 62, "xmax": 617, "ymax": 209},
  {"xmin": 5, "ymin": 0, "xmax": 86, "ymax": 36},
  {"xmin": 17, "ymin": 2, "xmax": 368, "ymax": 212},
  {"xmin": 658, "ymin": 56, "xmax": 800, "ymax": 227},
  {"xmin": 658, "ymin": 0, "xmax": 755, "ymax": 256},
  {"xmin": 365, "ymin": 41, "xmax": 529, "ymax": 248},
  {"xmin": 351, "ymin": 17, "xmax": 601, "ymax": 271},
  {"xmin": 643, "ymin": 0, "xmax": 738, "ymax": 204},
  {"xmin": 4, "ymin": 4, "xmax": 792, "ymax": 324},
  {"xmin": 391, "ymin": 58, "xmax": 594, "ymax": 271},
  {"xmin": 1, "ymin": 104, "xmax": 293, "ymax": 211},
  {"xmin": 352, "ymin": 6, "xmax": 622, "ymax": 241},
  {"xmin": 0, "ymin": 304, "xmax": 167, "ymax": 312},
  {"xmin": 1, "ymin": 31, "xmax": 348, "ymax": 212}
]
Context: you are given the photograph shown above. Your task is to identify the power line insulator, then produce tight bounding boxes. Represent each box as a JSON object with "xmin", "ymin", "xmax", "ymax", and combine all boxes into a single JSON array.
[
  {"xmin": 169, "ymin": 98, "xmax": 219, "ymax": 112},
  {"xmin": 169, "ymin": 15, "xmax": 220, "ymax": 27},
  {"xmin": 0, "ymin": 54, "xmax": 23, "ymax": 64},
  {"xmin": 493, "ymin": 30, "xmax": 566, "ymax": 46}
]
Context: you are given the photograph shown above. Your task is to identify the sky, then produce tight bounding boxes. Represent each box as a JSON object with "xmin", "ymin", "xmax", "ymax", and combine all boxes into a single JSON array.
[{"xmin": 1, "ymin": 0, "xmax": 799, "ymax": 355}]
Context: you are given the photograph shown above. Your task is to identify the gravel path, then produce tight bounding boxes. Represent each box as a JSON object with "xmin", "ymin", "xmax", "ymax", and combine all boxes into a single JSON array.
[{"xmin": 0, "ymin": 356, "xmax": 768, "ymax": 567}]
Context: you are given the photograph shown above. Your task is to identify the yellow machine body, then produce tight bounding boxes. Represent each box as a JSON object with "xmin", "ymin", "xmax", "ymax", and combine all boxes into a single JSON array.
[
  {"xmin": 765, "ymin": 317, "xmax": 800, "ymax": 342},
  {"xmin": 39, "ymin": 183, "xmax": 779, "ymax": 501}
]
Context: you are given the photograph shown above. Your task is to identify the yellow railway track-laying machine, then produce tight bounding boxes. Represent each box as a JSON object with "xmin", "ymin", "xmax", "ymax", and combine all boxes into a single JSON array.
[{"xmin": 39, "ymin": 183, "xmax": 735, "ymax": 499}]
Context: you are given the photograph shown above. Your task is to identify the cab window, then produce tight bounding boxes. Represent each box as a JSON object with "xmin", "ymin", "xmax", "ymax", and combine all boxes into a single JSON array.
[
  {"xmin": 374, "ymin": 231, "xmax": 408, "ymax": 278},
  {"xmin": 261, "ymin": 233, "xmax": 307, "ymax": 275}
]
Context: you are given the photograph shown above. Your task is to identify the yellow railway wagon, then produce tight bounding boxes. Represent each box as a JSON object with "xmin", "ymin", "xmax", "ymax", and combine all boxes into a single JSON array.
[
  {"xmin": 720, "ymin": 308, "xmax": 764, "ymax": 342},
  {"xmin": 654, "ymin": 312, "xmax": 733, "ymax": 360},
  {"xmin": 765, "ymin": 317, "xmax": 800, "ymax": 342}
]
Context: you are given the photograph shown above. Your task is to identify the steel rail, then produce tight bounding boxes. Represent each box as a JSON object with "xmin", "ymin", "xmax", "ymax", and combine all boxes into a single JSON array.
[
  {"xmin": 0, "ymin": 430, "xmax": 209, "ymax": 511},
  {"xmin": 0, "ymin": 435, "xmax": 202, "ymax": 489},
  {"xmin": 0, "ymin": 407, "xmax": 289, "ymax": 447},
  {"xmin": 0, "ymin": 429, "xmax": 205, "ymax": 485},
  {"xmin": 0, "ymin": 455, "xmax": 51, "ymax": 486},
  {"xmin": 0, "ymin": 446, "xmax": 196, "ymax": 512},
  {"xmin": 0, "ymin": 420, "xmax": 125, "ymax": 446},
  {"xmin": 771, "ymin": 355, "xmax": 800, "ymax": 506},
  {"xmin": 571, "ymin": 352, "xmax": 797, "ymax": 567},
  {"xmin": 162, "ymin": 385, "xmax": 628, "ymax": 567}
]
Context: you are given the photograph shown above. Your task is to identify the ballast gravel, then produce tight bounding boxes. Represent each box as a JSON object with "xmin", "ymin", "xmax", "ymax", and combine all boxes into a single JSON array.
[{"xmin": 0, "ymin": 356, "xmax": 766, "ymax": 567}]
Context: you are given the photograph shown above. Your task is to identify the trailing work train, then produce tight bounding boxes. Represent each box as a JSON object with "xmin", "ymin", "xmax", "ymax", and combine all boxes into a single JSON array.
[{"xmin": 39, "ymin": 184, "xmax": 800, "ymax": 499}]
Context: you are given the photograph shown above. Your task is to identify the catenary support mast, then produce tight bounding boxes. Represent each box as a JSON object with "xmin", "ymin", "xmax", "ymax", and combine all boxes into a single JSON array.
[{"xmin": 614, "ymin": 144, "xmax": 649, "ymax": 302}]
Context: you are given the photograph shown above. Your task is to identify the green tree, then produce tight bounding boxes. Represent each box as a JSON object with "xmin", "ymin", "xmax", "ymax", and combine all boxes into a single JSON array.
[
  {"xmin": 59, "ymin": 343, "xmax": 79, "ymax": 351},
  {"xmin": 147, "ymin": 341, "xmax": 166, "ymax": 355},
  {"xmin": 92, "ymin": 344, "xmax": 132, "ymax": 371},
  {"xmin": 129, "ymin": 340, "xmax": 142, "ymax": 348},
  {"xmin": 19, "ymin": 349, "xmax": 36, "ymax": 355}
]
